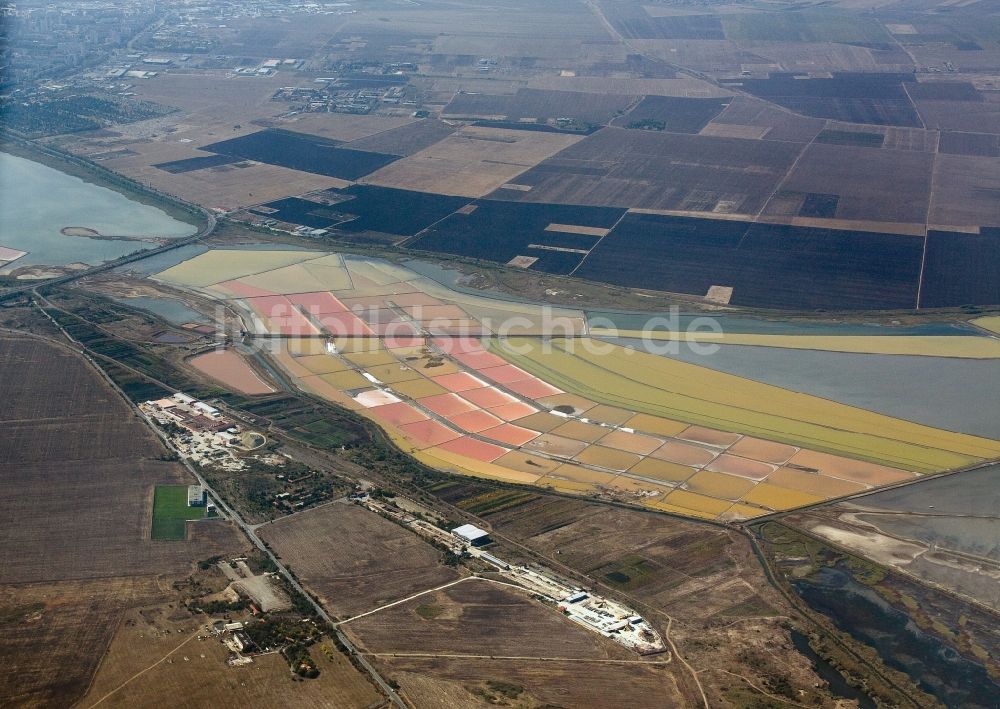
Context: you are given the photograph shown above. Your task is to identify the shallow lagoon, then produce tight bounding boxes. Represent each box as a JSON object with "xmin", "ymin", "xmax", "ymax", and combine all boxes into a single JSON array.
[
  {"xmin": 590, "ymin": 309, "xmax": 975, "ymax": 336},
  {"xmin": 849, "ymin": 464, "xmax": 1000, "ymax": 561},
  {"xmin": 793, "ymin": 565, "xmax": 999, "ymax": 707},
  {"xmin": 109, "ymin": 295, "xmax": 207, "ymax": 326},
  {"xmin": 615, "ymin": 339, "xmax": 1000, "ymax": 439},
  {"xmin": 0, "ymin": 152, "xmax": 196, "ymax": 272}
]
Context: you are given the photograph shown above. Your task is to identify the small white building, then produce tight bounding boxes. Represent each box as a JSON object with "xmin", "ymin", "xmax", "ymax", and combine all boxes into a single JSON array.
[{"xmin": 188, "ymin": 485, "xmax": 206, "ymax": 506}]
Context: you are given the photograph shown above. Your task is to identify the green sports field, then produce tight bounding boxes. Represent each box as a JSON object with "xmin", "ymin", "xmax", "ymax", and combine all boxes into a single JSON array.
[{"xmin": 151, "ymin": 484, "xmax": 205, "ymax": 540}]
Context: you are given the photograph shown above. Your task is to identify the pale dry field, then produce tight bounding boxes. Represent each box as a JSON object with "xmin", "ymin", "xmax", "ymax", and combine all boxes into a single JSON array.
[
  {"xmin": 129, "ymin": 71, "xmax": 301, "ymax": 128},
  {"xmin": 258, "ymin": 502, "xmax": 462, "ymax": 617},
  {"xmin": 0, "ymin": 577, "xmax": 168, "ymax": 708},
  {"xmin": 65, "ymin": 74, "xmax": 417, "ymax": 209},
  {"xmin": 344, "ymin": 578, "xmax": 631, "ymax": 659},
  {"xmin": 82, "ymin": 607, "xmax": 379, "ymax": 709},
  {"xmin": 377, "ymin": 657, "xmax": 687, "ymax": 709},
  {"xmin": 361, "ymin": 126, "xmax": 583, "ymax": 197},
  {"xmin": 104, "ymin": 150, "xmax": 346, "ymax": 211},
  {"xmin": 283, "ymin": 112, "xmax": 417, "ymax": 142},
  {"xmin": 526, "ymin": 75, "xmax": 732, "ymax": 97}
]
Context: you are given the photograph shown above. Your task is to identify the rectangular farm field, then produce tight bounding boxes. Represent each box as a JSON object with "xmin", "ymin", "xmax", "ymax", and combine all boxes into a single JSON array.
[
  {"xmin": 407, "ymin": 199, "xmax": 624, "ymax": 273},
  {"xmin": 201, "ymin": 129, "xmax": 400, "ymax": 180},
  {"xmin": 573, "ymin": 213, "xmax": 923, "ymax": 309},
  {"xmin": 727, "ymin": 73, "xmax": 921, "ymax": 127},
  {"xmin": 573, "ymin": 212, "xmax": 749, "ymax": 297},
  {"xmin": 613, "ymin": 96, "xmax": 731, "ymax": 134},
  {"xmin": 342, "ymin": 119, "xmax": 456, "ymax": 156},
  {"xmin": 919, "ymin": 228, "xmax": 1000, "ymax": 308},
  {"xmin": 815, "ymin": 130, "xmax": 885, "ymax": 147},
  {"xmin": 611, "ymin": 6, "xmax": 725, "ymax": 40},
  {"xmin": 444, "ymin": 88, "xmax": 636, "ymax": 126},
  {"xmin": 151, "ymin": 485, "xmax": 205, "ymax": 541},
  {"xmin": 153, "ymin": 154, "xmax": 241, "ymax": 173},
  {"xmin": 938, "ymin": 132, "xmax": 1000, "ymax": 158},
  {"xmin": 326, "ymin": 185, "xmax": 471, "ymax": 236},
  {"xmin": 495, "ymin": 128, "xmax": 802, "ymax": 214},
  {"xmin": 251, "ymin": 197, "xmax": 345, "ymax": 230}
]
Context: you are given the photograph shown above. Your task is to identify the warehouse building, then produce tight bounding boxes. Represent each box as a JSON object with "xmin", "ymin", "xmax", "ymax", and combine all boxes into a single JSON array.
[{"xmin": 452, "ymin": 523, "xmax": 491, "ymax": 547}]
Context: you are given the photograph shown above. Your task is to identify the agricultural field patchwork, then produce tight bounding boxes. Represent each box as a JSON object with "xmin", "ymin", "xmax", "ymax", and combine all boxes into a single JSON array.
[
  {"xmin": 200, "ymin": 128, "xmax": 402, "ymax": 181},
  {"xmin": 722, "ymin": 73, "xmax": 921, "ymax": 127},
  {"xmin": 0, "ymin": 335, "xmax": 242, "ymax": 707},
  {"xmin": 11, "ymin": 0, "xmax": 1000, "ymax": 704}
]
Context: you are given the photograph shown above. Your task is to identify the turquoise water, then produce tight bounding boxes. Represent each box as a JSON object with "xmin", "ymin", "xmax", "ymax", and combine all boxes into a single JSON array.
[{"xmin": 0, "ymin": 152, "xmax": 196, "ymax": 272}]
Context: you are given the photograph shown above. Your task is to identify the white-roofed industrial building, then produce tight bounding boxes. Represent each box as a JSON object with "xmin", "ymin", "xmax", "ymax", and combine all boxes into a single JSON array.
[
  {"xmin": 188, "ymin": 485, "xmax": 206, "ymax": 506},
  {"xmin": 452, "ymin": 523, "xmax": 491, "ymax": 546}
]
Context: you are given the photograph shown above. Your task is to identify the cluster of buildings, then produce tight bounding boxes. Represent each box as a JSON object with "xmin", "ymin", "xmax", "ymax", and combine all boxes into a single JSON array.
[
  {"xmin": 133, "ymin": 1, "xmax": 356, "ymax": 58},
  {"xmin": 1, "ymin": 1, "xmax": 158, "ymax": 86},
  {"xmin": 359, "ymin": 494, "xmax": 665, "ymax": 654},
  {"xmin": 231, "ymin": 58, "xmax": 304, "ymax": 78},
  {"xmin": 272, "ymin": 78, "xmax": 412, "ymax": 115},
  {"xmin": 140, "ymin": 392, "xmax": 247, "ymax": 471},
  {"xmin": 270, "ymin": 472, "xmax": 337, "ymax": 513},
  {"xmin": 207, "ymin": 620, "xmax": 256, "ymax": 665},
  {"xmin": 557, "ymin": 592, "xmax": 662, "ymax": 652},
  {"xmin": 2, "ymin": 0, "xmax": 355, "ymax": 94}
]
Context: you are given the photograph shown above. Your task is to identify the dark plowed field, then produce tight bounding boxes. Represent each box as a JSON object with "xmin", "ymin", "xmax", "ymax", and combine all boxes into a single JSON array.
[
  {"xmin": 408, "ymin": 199, "xmax": 625, "ymax": 275},
  {"xmin": 572, "ymin": 213, "xmax": 924, "ymax": 310},
  {"xmin": 612, "ymin": 96, "xmax": 731, "ymax": 133},
  {"xmin": 919, "ymin": 228, "xmax": 1000, "ymax": 307},
  {"xmin": 153, "ymin": 154, "xmax": 240, "ymax": 173},
  {"xmin": 727, "ymin": 73, "xmax": 922, "ymax": 127},
  {"xmin": 492, "ymin": 127, "xmax": 802, "ymax": 214},
  {"xmin": 202, "ymin": 128, "xmax": 401, "ymax": 180},
  {"xmin": 906, "ymin": 81, "xmax": 981, "ymax": 102},
  {"xmin": 938, "ymin": 131, "xmax": 1000, "ymax": 158},
  {"xmin": 332, "ymin": 185, "xmax": 471, "ymax": 236},
  {"xmin": 254, "ymin": 186, "xmax": 471, "ymax": 237}
]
